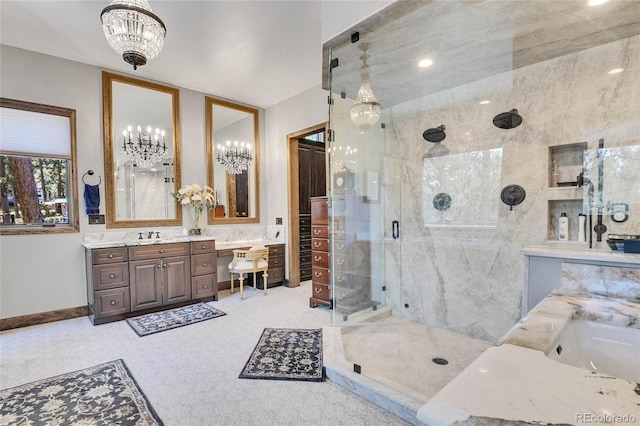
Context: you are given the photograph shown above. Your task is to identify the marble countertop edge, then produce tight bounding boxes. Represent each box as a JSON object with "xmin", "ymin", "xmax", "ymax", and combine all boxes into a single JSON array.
[{"xmin": 521, "ymin": 245, "xmax": 640, "ymax": 264}]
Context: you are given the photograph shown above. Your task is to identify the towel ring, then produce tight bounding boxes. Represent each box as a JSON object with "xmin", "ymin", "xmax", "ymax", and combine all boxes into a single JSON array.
[{"xmin": 82, "ymin": 170, "xmax": 102, "ymax": 186}]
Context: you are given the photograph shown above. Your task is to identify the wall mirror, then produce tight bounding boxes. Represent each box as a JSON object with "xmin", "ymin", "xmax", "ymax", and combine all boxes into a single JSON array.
[
  {"xmin": 205, "ymin": 96, "xmax": 260, "ymax": 224},
  {"xmin": 102, "ymin": 71, "xmax": 182, "ymax": 228}
]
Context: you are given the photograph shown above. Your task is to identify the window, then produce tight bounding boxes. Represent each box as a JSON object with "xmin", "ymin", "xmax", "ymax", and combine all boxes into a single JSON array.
[{"xmin": 0, "ymin": 98, "xmax": 79, "ymax": 234}]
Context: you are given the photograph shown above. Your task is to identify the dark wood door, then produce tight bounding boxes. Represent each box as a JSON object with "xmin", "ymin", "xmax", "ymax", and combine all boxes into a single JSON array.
[{"xmin": 298, "ymin": 144, "xmax": 312, "ymax": 214}]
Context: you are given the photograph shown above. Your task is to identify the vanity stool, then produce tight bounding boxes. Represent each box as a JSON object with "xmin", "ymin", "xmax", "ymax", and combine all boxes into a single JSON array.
[{"xmin": 228, "ymin": 246, "xmax": 269, "ymax": 299}]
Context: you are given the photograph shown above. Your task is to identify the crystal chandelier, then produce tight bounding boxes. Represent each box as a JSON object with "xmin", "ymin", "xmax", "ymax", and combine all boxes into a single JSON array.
[
  {"xmin": 122, "ymin": 126, "xmax": 167, "ymax": 168},
  {"xmin": 100, "ymin": 0, "xmax": 166, "ymax": 70},
  {"xmin": 216, "ymin": 141, "xmax": 253, "ymax": 175},
  {"xmin": 350, "ymin": 43, "xmax": 381, "ymax": 131}
]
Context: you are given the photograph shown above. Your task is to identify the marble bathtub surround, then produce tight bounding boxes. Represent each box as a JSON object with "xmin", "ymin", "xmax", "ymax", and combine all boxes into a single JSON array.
[
  {"xmin": 561, "ymin": 263, "xmax": 640, "ymax": 300},
  {"xmin": 417, "ymin": 289, "xmax": 640, "ymax": 424},
  {"xmin": 499, "ymin": 289, "xmax": 640, "ymax": 353}
]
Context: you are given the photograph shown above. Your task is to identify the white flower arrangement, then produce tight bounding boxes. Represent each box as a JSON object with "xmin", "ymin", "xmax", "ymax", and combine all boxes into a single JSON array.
[
  {"xmin": 176, "ymin": 184, "xmax": 215, "ymax": 232},
  {"xmin": 176, "ymin": 183, "xmax": 215, "ymax": 211}
]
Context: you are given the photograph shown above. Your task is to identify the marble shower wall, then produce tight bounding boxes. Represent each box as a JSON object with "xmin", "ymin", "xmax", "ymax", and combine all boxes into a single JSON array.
[{"xmin": 380, "ymin": 35, "xmax": 640, "ymax": 342}]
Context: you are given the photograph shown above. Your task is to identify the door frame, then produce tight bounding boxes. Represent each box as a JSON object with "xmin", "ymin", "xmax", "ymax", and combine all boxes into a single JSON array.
[{"xmin": 287, "ymin": 122, "xmax": 328, "ymax": 287}]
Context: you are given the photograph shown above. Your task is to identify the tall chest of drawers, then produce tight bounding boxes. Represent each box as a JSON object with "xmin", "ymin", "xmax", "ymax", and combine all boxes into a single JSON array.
[{"xmin": 309, "ymin": 196, "xmax": 331, "ymax": 308}]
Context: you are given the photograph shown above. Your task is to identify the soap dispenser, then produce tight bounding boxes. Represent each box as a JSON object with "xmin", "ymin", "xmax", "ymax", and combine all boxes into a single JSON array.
[{"xmin": 558, "ymin": 212, "xmax": 569, "ymax": 241}]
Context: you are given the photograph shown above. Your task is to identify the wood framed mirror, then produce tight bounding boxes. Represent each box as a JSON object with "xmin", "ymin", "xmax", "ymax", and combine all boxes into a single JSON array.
[
  {"xmin": 205, "ymin": 96, "xmax": 260, "ymax": 224},
  {"xmin": 102, "ymin": 71, "xmax": 182, "ymax": 228}
]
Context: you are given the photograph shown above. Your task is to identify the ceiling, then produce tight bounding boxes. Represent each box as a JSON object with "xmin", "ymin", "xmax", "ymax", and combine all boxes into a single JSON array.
[
  {"xmin": 328, "ymin": 0, "xmax": 640, "ymax": 108},
  {"xmin": 0, "ymin": 1, "xmax": 334, "ymax": 109}
]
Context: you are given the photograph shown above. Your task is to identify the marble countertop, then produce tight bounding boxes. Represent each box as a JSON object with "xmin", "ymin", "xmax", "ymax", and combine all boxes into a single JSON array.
[
  {"xmin": 417, "ymin": 290, "xmax": 640, "ymax": 425},
  {"xmin": 82, "ymin": 237, "xmax": 282, "ymax": 250},
  {"xmin": 521, "ymin": 245, "xmax": 640, "ymax": 264}
]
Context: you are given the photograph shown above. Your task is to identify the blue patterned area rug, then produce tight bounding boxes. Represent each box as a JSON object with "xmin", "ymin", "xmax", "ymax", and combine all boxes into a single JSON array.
[
  {"xmin": 239, "ymin": 328, "xmax": 325, "ymax": 382},
  {"xmin": 0, "ymin": 359, "xmax": 163, "ymax": 425},
  {"xmin": 126, "ymin": 302, "xmax": 226, "ymax": 337}
]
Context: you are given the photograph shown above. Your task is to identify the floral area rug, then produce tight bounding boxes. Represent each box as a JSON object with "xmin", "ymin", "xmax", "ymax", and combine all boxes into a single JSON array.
[
  {"xmin": 126, "ymin": 302, "xmax": 226, "ymax": 337},
  {"xmin": 239, "ymin": 328, "xmax": 325, "ymax": 382},
  {"xmin": 0, "ymin": 359, "xmax": 163, "ymax": 425}
]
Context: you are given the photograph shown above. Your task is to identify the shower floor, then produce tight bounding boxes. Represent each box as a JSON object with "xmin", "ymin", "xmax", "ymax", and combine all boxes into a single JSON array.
[{"xmin": 323, "ymin": 313, "xmax": 491, "ymax": 424}]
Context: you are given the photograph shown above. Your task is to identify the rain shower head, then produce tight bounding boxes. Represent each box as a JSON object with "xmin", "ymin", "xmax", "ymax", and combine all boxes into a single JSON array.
[
  {"xmin": 423, "ymin": 125, "xmax": 446, "ymax": 143},
  {"xmin": 493, "ymin": 109, "xmax": 522, "ymax": 129}
]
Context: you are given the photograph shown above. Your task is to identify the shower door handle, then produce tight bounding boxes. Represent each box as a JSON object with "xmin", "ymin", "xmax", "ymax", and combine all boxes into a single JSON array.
[{"xmin": 392, "ymin": 220, "xmax": 399, "ymax": 240}]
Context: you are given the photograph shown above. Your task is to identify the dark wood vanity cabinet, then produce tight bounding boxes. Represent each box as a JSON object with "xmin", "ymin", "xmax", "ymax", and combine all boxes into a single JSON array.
[{"xmin": 85, "ymin": 239, "xmax": 217, "ymax": 325}]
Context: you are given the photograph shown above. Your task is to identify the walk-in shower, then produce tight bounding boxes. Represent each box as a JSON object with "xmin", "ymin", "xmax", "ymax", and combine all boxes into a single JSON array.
[{"xmin": 323, "ymin": 1, "xmax": 640, "ymax": 423}]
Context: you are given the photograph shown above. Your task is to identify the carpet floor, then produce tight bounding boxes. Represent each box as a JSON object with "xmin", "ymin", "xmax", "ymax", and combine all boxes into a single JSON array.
[{"xmin": 0, "ymin": 283, "xmax": 409, "ymax": 426}]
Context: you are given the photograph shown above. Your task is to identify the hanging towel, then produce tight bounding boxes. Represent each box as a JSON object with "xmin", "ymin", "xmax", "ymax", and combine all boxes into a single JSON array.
[{"xmin": 84, "ymin": 184, "xmax": 100, "ymax": 215}]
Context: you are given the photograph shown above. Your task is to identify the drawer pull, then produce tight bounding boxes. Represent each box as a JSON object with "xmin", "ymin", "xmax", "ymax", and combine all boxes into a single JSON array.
[
  {"xmin": 110, "ymin": 300, "xmax": 116, "ymax": 305},
  {"xmin": 202, "ymin": 263, "xmax": 207, "ymax": 267},
  {"xmin": 337, "ymin": 243, "xmax": 344, "ymax": 250},
  {"xmin": 202, "ymin": 285, "xmax": 208, "ymax": 289},
  {"xmin": 109, "ymin": 274, "xmax": 115, "ymax": 279},
  {"xmin": 314, "ymin": 256, "xmax": 322, "ymax": 261},
  {"xmin": 315, "ymin": 287, "xmax": 322, "ymax": 294},
  {"xmin": 107, "ymin": 254, "xmax": 113, "ymax": 259},
  {"xmin": 313, "ymin": 229, "xmax": 321, "ymax": 235},
  {"xmin": 301, "ymin": 257, "xmax": 306, "ymax": 262},
  {"xmin": 314, "ymin": 271, "xmax": 322, "ymax": 277},
  {"xmin": 314, "ymin": 241, "xmax": 321, "ymax": 247},
  {"xmin": 337, "ymin": 276, "xmax": 345, "ymax": 282},
  {"xmin": 157, "ymin": 264, "xmax": 162, "ymax": 268},
  {"xmin": 201, "ymin": 245, "xmax": 207, "ymax": 249},
  {"xmin": 337, "ymin": 259, "xmax": 344, "ymax": 265},
  {"xmin": 159, "ymin": 249, "xmax": 164, "ymax": 254}
]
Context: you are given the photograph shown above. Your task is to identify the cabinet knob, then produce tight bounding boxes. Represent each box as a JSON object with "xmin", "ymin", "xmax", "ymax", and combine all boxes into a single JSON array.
[
  {"xmin": 107, "ymin": 254, "xmax": 113, "ymax": 258},
  {"xmin": 159, "ymin": 249, "xmax": 164, "ymax": 253},
  {"xmin": 201, "ymin": 245, "xmax": 207, "ymax": 249},
  {"xmin": 109, "ymin": 274, "xmax": 115, "ymax": 279},
  {"xmin": 157, "ymin": 264, "xmax": 162, "ymax": 268},
  {"xmin": 163, "ymin": 263, "xmax": 168, "ymax": 268},
  {"xmin": 202, "ymin": 285, "xmax": 208, "ymax": 289},
  {"xmin": 202, "ymin": 263, "xmax": 207, "ymax": 267},
  {"xmin": 110, "ymin": 300, "xmax": 116, "ymax": 305}
]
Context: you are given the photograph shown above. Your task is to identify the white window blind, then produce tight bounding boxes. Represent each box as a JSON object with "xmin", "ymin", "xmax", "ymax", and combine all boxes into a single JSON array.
[{"xmin": 0, "ymin": 107, "xmax": 71, "ymax": 158}]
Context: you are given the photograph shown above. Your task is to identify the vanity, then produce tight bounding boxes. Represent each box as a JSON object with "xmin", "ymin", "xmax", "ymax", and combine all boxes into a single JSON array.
[{"xmin": 84, "ymin": 237, "xmax": 218, "ymax": 325}]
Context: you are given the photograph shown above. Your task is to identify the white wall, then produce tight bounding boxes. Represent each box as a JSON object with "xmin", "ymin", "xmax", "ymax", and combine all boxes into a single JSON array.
[{"xmin": 0, "ymin": 45, "xmax": 327, "ymax": 319}]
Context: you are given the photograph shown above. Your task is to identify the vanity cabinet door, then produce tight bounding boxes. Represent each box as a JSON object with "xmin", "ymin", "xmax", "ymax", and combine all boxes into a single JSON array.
[
  {"xmin": 163, "ymin": 256, "xmax": 191, "ymax": 305},
  {"xmin": 130, "ymin": 259, "xmax": 163, "ymax": 311}
]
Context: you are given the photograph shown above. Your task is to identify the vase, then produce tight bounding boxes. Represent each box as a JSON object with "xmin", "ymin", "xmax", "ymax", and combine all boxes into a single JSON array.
[{"xmin": 189, "ymin": 207, "xmax": 202, "ymax": 235}]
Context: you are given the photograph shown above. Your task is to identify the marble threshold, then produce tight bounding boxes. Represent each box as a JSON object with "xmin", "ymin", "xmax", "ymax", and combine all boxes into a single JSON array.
[{"xmin": 416, "ymin": 289, "xmax": 640, "ymax": 425}]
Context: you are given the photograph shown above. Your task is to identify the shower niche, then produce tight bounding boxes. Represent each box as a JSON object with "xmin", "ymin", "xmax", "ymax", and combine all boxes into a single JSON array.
[{"xmin": 546, "ymin": 142, "xmax": 587, "ymax": 242}]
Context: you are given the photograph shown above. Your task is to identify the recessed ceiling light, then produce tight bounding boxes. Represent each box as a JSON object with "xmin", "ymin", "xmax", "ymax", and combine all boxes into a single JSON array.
[
  {"xmin": 588, "ymin": 0, "xmax": 609, "ymax": 6},
  {"xmin": 608, "ymin": 68, "xmax": 624, "ymax": 74},
  {"xmin": 479, "ymin": 100, "xmax": 491, "ymax": 105},
  {"xmin": 418, "ymin": 58, "xmax": 433, "ymax": 68}
]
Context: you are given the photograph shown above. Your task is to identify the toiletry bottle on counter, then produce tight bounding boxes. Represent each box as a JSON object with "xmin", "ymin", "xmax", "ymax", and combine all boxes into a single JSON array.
[
  {"xmin": 558, "ymin": 212, "xmax": 569, "ymax": 241},
  {"xmin": 578, "ymin": 213, "xmax": 586, "ymax": 242}
]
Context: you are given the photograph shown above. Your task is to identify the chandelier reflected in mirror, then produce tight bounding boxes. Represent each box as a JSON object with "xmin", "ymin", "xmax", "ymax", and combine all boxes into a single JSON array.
[
  {"xmin": 350, "ymin": 42, "xmax": 381, "ymax": 131},
  {"xmin": 122, "ymin": 125, "xmax": 167, "ymax": 168},
  {"xmin": 216, "ymin": 140, "xmax": 253, "ymax": 175},
  {"xmin": 100, "ymin": 0, "xmax": 166, "ymax": 70}
]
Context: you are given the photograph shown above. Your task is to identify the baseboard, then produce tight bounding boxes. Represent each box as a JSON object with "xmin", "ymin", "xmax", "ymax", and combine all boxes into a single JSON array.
[{"xmin": 0, "ymin": 306, "xmax": 89, "ymax": 331}]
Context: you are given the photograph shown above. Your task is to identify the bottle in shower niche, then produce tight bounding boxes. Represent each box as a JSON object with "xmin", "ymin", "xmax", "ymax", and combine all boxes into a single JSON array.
[
  {"xmin": 578, "ymin": 213, "xmax": 586, "ymax": 242},
  {"xmin": 558, "ymin": 212, "xmax": 569, "ymax": 241}
]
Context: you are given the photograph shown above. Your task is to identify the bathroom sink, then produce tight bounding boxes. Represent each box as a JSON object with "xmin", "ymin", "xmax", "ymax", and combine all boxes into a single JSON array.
[{"xmin": 546, "ymin": 320, "xmax": 640, "ymax": 382}]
